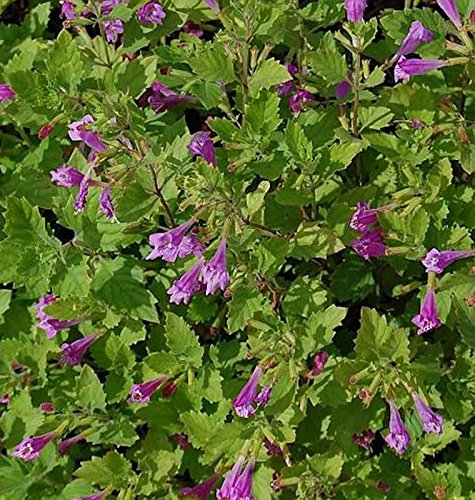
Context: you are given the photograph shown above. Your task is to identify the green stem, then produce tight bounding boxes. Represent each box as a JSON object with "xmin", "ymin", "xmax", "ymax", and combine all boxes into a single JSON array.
[
  {"xmin": 149, "ymin": 165, "xmax": 175, "ymax": 226},
  {"xmin": 351, "ymin": 48, "xmax": 361, "ymax": 136}
]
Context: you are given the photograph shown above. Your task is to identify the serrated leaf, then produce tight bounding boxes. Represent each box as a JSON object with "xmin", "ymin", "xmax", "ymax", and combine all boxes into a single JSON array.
[
  {"xmin": 248, "ymin": 58, "xmax": 290, "ymax": 96},
  {"xmin": 165, "ymin": 313, "xmax": 203, "ymax": 368}
]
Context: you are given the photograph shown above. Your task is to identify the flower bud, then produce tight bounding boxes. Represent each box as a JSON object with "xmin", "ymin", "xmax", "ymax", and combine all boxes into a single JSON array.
[{"xmin": 38, "ymin": 123, "xmax": 54, "ymax": 140}]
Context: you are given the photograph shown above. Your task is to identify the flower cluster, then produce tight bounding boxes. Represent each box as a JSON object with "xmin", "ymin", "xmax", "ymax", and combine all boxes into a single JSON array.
[
  {"xmin": 275, "ymin": 62, "xmax": 315, "ymax": 115},
  {"xmin": 233, "ymin": 365, "xmax": 272, "ymax": 418},
  {"xmin": 217, "ymin": 455, "xmax": 255, "ymax": 500},
  {"xmin": 349, "ymin": 202, "xmax": 387, "ymax": 260}
]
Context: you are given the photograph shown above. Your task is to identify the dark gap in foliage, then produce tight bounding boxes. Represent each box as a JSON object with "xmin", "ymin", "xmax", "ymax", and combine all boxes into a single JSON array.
[
  {"xmin": 184, "ymin": 108, "xmax": 206, "ymax": 134},
  {"xmin": 39, "ymin": 208, "xmax": 75, "ymax": 244},
  {"xmin": 46, "ymin": 5, "xmax": 64, "ymax": 38},
  {"xmin": 426, "ymin": 440, "xmax": 461, "ymax": 465},
  {"xmin": 369, "ymin": 431, "xmax": 386, "ymax": 456},
  {"xmin": 0, "ymin": 0, "xmax": 29, "ymax": 25}
]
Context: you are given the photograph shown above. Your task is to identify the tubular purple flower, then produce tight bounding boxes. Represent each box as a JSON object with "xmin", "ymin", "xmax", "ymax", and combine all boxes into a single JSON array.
[
  {"xmin": 437, "ymin": 0, "xmax": 462, "ymax": 29},
  {"xmin": 392, "ymin": 22, "xmax": 433, "ymax": 62},
  {"xmin": 233, "ymin": 459, "xmax": 255, "ymax": 500},
  {"xmin": 233, "ymin": 366, "xmax": 262, "ymax": 418},
  {"xmin": 51, "ymin": 166, "xmax": 85, "ymax": 188},
  {"xmin": 178, "ymin": 235, "xmax": 206, "ymax": 258},
  {"xmin": 255, "ymin": 386, "xmax": 272, "ymax": 406},
  {"xmin": 394, "ymin": 56, "xmax": 448, "ymax": 82},
  {"xmin": 276, "ymin": 80, "xmax": 294, "ymax": 97},
  {"xmin": 128, "ymin": 376, "xmax": 168, "ymax": 404},
  {"xmin": 344, "ymin": 0, "xmax": 367, "ymax": 23},
  {"xmin": 99, "ymin": 187, "xmax": 116, "ymax": 220},
  {"xmin": 68, "ymin": 115, "xmax": 107, "ymax": 153},
  {"xmin": 421, "ymin": 248, "xmax": 473, "ymax": 274},
  {"xmin": 60, "ymin": 0, "xmax": 76, "ymax": 19},
  {"xmin": 181, "ymin": 474, "xmax": 219, "ymax": 500},
  {"xmin": 183, "ymin": 21, "xmax": 204, "ymax": 38},
  {"xmin": 188, "ymin": 132, "xmax": 217, "ymax": 167},
  {"xmin": 264, "ymin": 438, "xmax": 283, "ymax": 456},
  {"xmin": 103, "ymin": 19, "xmax": 124, "ymax": 43},
  {"xmin": 57, "ymin": 434, "xmax": 85, "ymax": 455},
  {"xmin": 58, "ymin": 333, "xmax": 99, "ymax": 366},
  {"xmin": 411, "ymin": 287, "xmax": 442, "ymax": 335},
  {"xmin": 74, "ymin": 492, "xmax": 108, "ymax": 500},
  {"xmin": 74, "ymin": 175, "xmax": 91, "ymax": 213},
  {"xmin": 202, "ymin": 240, "xmax": 230, "ymax": 295},
  {"xmin": 148, "ymin": 81, "xmax": 195, "ymax": 113},
  {"xmin": 289, "ymin": 89, "xmax": 315, "ymax": 115},
  {"xmin": 167, "ymin": 260, "xmax": 205, "ymax": 305},
  {"xmin": 146, "ymin": 219, "xmax": 196, "ymax": 262},
  {"xmin": 349, "ymin": 202, "xmax": 379, "ymax": 233},
  {"xmin": 136, "ymin": 0, "xmax": 166, "ymax": 24},
  {"xmin": 0, "ymin": 83, "xmax": 16, "ymax": 103},
  {"xmin": 12, "ymin": 432, "xmax": 56, "ymax": 461},
  {"xmin": 384, "ymin": 400, "xmax": 410, "ymax": 455},
  {"xmin": 412, "ymin": 393, "xmax": 444, "ymax": 435},
  {"xmin": 203, "ymin": 0, "xmax": 220, "ymax": 13},
  {"xmin": 68, "ymin": 115, "xmax": 94, "ymax": 141},
  {"xmin": 217, "ymin": 456, "xmax": 245, "ymax": 499},
  {"xmin": 308, "ymin": 351, "xmax": 329, "ymax": 378},
  {"xmin": 36, "ymin": 295, "xmax": 84, "ymax": 339},
  {"xmin": 351, "ymin": 227, "xmax": 387, "ymax": 260}
]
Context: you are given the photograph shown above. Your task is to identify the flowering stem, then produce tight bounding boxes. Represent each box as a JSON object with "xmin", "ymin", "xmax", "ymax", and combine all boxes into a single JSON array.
[
  {"xmin": 351, "ymin": 46, "xmax": 362, "ymax": 136},
  {"xmin": 149, "ymin": 165, "xmax": 175, "ymax": 226},
  {"xmin": 459, "ymin": 29, "xmax": 473, "ymax": 52},
  {"xmin": 427, "ymin": 271, "xmax": 436, "ymax": 289}
]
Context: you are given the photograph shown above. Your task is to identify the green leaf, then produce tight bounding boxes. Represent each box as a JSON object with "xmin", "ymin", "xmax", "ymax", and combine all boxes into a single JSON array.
[
  {"xmin": 248, "ymin": 58, "xmax": 290, "ymax": 96},
  {"xmin": 165, "ymin": 313, "xmax": 204, "ymax": 368},
  {"xmin": 359, "ymin": 106, "xmax": 394, "ymax": 131},
  {"xmin": 74, "ymin": 451, "xmax": 133, "ymax": 489},
  {"xmin": 77, "ymin": 365, "xmax": 106, "ymax": 411},
  {"xmin": 189, "ymin": 45, "xmax": 234, "ymax": 83},
  {"xmin": 309, "ymin": 32, "xmax": 347, "ymax": 84},
  {"xmin": 227, "ymin": 285, "xmax": 263, "ymax": 333}
]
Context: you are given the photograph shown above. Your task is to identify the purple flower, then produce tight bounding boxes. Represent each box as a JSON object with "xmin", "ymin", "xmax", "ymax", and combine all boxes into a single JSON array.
[
  {"xmin": 58, "ymin": 333, "xmax": 99, "ymax": 366},
  {"xmin": 146, "ymin": 219, "xmax": 196, "ymax": 262},
  {"xmin": 36, "ymin": 295, "xmax": 84, "ymax": 339},
  {"xmin": 437, "ymin": 0, "xmax": 462, "ymax": 29},
  {"xmin": 99, "ymin": 187, "xmax": 116, "ymax": 220},
  {"xmin": 68, "ymin": 115, "xmax": 107, "ymax": 153},
  {"xmin": 60, "ymin": 0, "xmax": 77, "ymax": 19},
  {"xmin": 183, "ymin": 21, "xmax": 204, "ymax": 38},
  {"xmin": 412, "ymin": 393, "xmax": 444, "ymax": 435},
  {"xmin": 181, "ymin": 474, "xmax": 219, "ymax": 500},
  {"xmin": 410, "ymin": 119, "xmax": 425, "ymax": 129},
  {"xmin": 0, "ymin": 394, "xmax": 9, "ymax": 405},
  {"xmin": 188, "ymin": 132, "xmax": 217, "ymax": 167},
  {"xmin": 40, "ymin": 402, "xmax": 54, "ymax": 413},
  {"xmin": 308, "ymin": 351, "xmax": 329, "ymax": 378},
  {"xmin": 352, "ymin": 429, "xmax": 375, "ymax": 450},
  {"xmin": 103, "ymin": 19, "xmax": 123, "ymax": 43},
  {"xmin": 74, "ymin": 175, "xmax": 91, "ymax": 213},
  {"xmin": 336, "ymin": 80, "xmax": 351, "ymax": 99},
  {"xmin": 255, "ymin": 386, "xmax": 272, "ymax": 406},
  {"xmin": 217, "ymin": 456, "xmax": 255, "ymax": 500},
  {"xmin": 51, "ymin": 166, "xmax": 85, "ymax": 188},
  {"xmin": 128, "ymin": 376, "xmax": 168, "ymax": 404},
  {"xmin": 351, "ymin": 227, "xmax": 387, "ymax": 260},
  {"xmin": 422, "ymin": 248, "xmax": 473, "ymax": 274},
  {"xmin": 264, "ymin": 438, "xmax": 283, "ymax": 456},
  {"xmin": 203, "ymin": 0, "xmax": 220, "ymax": 13},
  {"xmin": 394, "ymin": 56, "xmax": 447, "ymax": 82},
  {"xmin": 12, "ymin": 432, "xmax": 56, "ymax": 461},
  {"xmin": 0, "ymin": 83, "xmax": 16, "ymax": 103},
  {"xmin": 57, "ymin": 434, "xmax": 85, "ymax": 455},
  {"xmin": 411, "ymin": 287, "xmax": 442, "ymax": 335},
  {"xmin": 136, "ymin": 0, "xmax": 166, "ymax": 24},
  {"xmin": 393, "ymin": 22, "xmax": 433, "ymax": 62},
  {"xmin": 148, "ymin": 81, "xmax": 195, "ymax": 113},
  {"xmin": 384, "ymin": 400, "xmax": 411, "ymax": 455},
  {"xmin": 285, "ymin": 62, "xmax": 298, "ymax": 76},
  {"xmin": 202, "ymin": 240, "xmax": 230, "ymax": 295},
  {"xmin": 74, "ymin": 492, "xmax": 108, "ymax": 500},
  {"xmin": 289, "ymin": 89, "xmax": 315, "ymax": 115},
  {"xmin": 349, "ymin": 202, "xmax": 379, "ymax": 233},
  {"xmin": 344, "ymin": 0, "xmax": 367, "ymax": 23},
  {"xmin": 100, "ymin": 0, "xmax": 123, "ymax": 15},
  {"xmin": 167, "ymin": 260, "xmax": 205, "ymax": 305},
  {"xmin": 233, "ymin": 366, "xmax": 264, "ymax": 418},
  {"xmin": 179, "ymin": 235, "xmax": 205, "ymax": 258},
  {"xmin": 276, "ymin": 80, "xmax": 294, "ymax": 97}
]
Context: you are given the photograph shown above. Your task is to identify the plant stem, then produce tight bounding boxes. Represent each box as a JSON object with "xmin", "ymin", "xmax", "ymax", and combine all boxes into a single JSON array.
[
  {"xmin": 351, "ymin": 46, "xmax": 361, "ymax": 136},
  {"xmin": 149, "ymin": 165, "xmax": 175, "ymax": 226}
]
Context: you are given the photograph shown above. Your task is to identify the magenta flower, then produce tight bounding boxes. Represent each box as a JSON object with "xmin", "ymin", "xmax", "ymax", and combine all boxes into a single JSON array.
[
  {"xmin": 181, "ymin": 474, "xmax": 219, "ymax": 500},
  {"xmin": 437, "ymin": 0, "xmax": 462, "ymax": 29},
  {"xmin": 394, "ymin": 56, "xmax": 447, "ymax": 82},
  {"xmin": 148, "ymin": 81, "xmax": 195, "ymax": 114},
  {"xmin": 74, "ymin": 492, "xmax": 108, "ymax": 500},
  {"xmin": 58, "ymin": 333, "xmax": 99, "ymax": 366},
  {"xmin": 188, "ymin": 132, "xmax": 217, "ymax": 167},
  {"xmin": 308, "ymin": 351, "xmax": 329, "ymax": 378},
  {"xmin": 12, "ymin": 432, "xmax": 56, "ymax": 461},
  {"xmin": 68, "ymin": 115, "xmax": 107, "ymax": 153},
  {"xmin": 167, "ymin": 259, "xmax": 205, "ymax": 305},
  {"xmin": 255, "ymin": 385, "xmax": 272, "ymax": 406},
  {"xmin": 384, "ymin": 400, "xmax": 410, "ymax": 455},
  {"xmin": 103, "ymin": 19, "xmax": 123, "ymax": 43},
  {"xmin": 60, "ymin": 0, "xmax": 77, "ymax": 19},
  {"xmin": 421, "ymin": 248, "xmax": 473, "ymax": 274},
  {"xmin": 349, "ymin": 202, "xmax": 379, "ymax": 233},
  {"xmin": 410, "ymin": 119, "xmax": 425, "ymax": 129},
  {"xmin": 51, "ymin": 166, "xmax": 85, "ymax": 188},
  {"xmin": 40, "ymin": 402, "xmax": 54, "ymax": 413},
  {"xmin": 393, "ymin": 22, "xmax": 433, "ymax": 62},
  {"xmin": 217, "ymin": 456, "xmax": 255, "ymax": 500},
  {"xmin": 412, "ymin": 393, "xmax": 444, "ymax": 435},
  {"xmin": 285, "ymin": 62, "xmax": 298, "ymax": 76},
  {"xmin": 276, "ymin": 80, "xmax": 294, "ymax": 97},
  {"xmin": 411, "ymin": 287, "xmax": 442, "ymax": 335},
  {"xmin": 74, "ymin": 175, "xmax": 91, "ymax": 213},
  {"xmin": 352, "ymin": 429, "xmax": 375, "ymax": 450},
  {"xmin": 344, "ymin": 0, "xmax": 367, "ymax": 22},
  {"xmin": 178, "ymin": 235, "xmax": 206, "ymax": 259},
  {"xmin": 289, "ymin": 89, "xmax": 315, "ymax": 115},
  {"xmin": 183, "ymin": 21, "xmax": 204, "ymax": 38},
  {"xmin": 202, "ymin": 240, "xmax": 230, "ymax": 295},
  {"xmin": 38, "ymin": 123, "xmax": 55, "ymax": 140},
  {"xmin": 128, "ymin": 376, "xmax": 168, "ymax": 404},
  {"xmin": 58, "ymin": 434, "xmax": 85, "ymax": 455},
  {"xmin": 99, "ymin": 187, "xmax": 116, "ymax": 220},
  {"xmin": 336, "ymin": 80, "xmax": 351, "ymax": 99},
  {"xmin": 137, "ymin": 0, "xmax": 166, "ymax": 24},
  {"xmin": 0, "ymin": 394, "xmax": 9, "ymax": 405},
  {"xmin": 233, "ymin": 366, "xmax": 271, "ymax": 417},
  {"xmin": 351, "ymin": 227, "xmax": 387, "ymax": 260},
  {"xmin": 264, "ymin": 438, "xmax": 283, "ymax": 456},
  {"xmin": 203, "ymin": 0, "xmax": 220, "ymax": 13},
  {"xmin": 36, "ymin": 295, "xmax": 84, "ymax": 339},
  {"xmin": 0, "ymin": 83, "xmax": 16, "ymax": 103},
  {"xmin": 146, "ymin": 219, "xmax": 196, "ymax": 262}
]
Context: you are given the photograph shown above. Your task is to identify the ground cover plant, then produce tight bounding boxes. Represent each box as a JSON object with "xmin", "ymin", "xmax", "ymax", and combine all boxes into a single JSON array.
[{"xmin": 1, "ymin": 0, "xmax": 475, "ymax": 498}]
